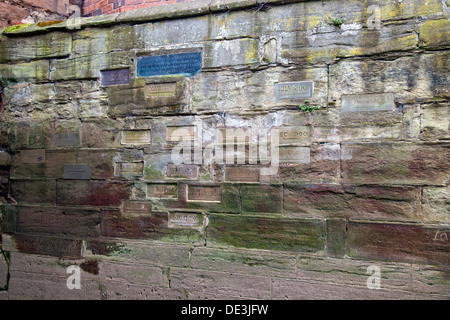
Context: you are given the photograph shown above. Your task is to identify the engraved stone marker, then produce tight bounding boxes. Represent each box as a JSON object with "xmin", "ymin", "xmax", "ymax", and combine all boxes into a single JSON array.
[
  {"xmin": 275, "ymin": 81, "xmax": 314, "ymax": 100},
  {"xmin": 122, "ymin": 200, "xmax": 151, "ymax": 215},
  {"xmin": 121, "ymin": 130, "xmax": 151, "ymax": 145},
  {"xmin": 168, "ymin": 212, "xmax": 201, "ymax": 229},
  {"xmin": 166, "ymin": 126, "xmax": 195, "ymax": 142},
  {"xmin": 146, "ymin": 83, "xmax": 177, "ymax": 96},
  {"xmin": 114, "ymin": 162, "xmax": 144, "ymax": 177},
  {"xmin": 187, "ymin": 185, "xmax": 221, "ymax": 202},
  {"xmin": 63, "ymin": 164, "xmax": 90, "ymax": 180},
  {"xmin": 342, "ymin": 93, "xmax": 395, "ymax": 112},
  {"xmin": 137, "ymin": 51, "xmax": 202, "ymax": 77},
  {"xmin": 147, "ymin": 184, "xmax": 177, "ymax": 199},
  {"xmin": 166, "ymin": 164, "xmax": 198, "ymax": 179},
  {"xmin": 52, "ymin": 132, "xmax": 79, "ymax": 147},
  {"xmin": 101, "ymin": 68, "xmax": 130, "ymax": 86},
  {"xmin": 279, "ymin": 147, "xmax": 311, "ymax": 165},
  {"xmin": 273, "ymin": 126, "xmax": 311, "ymax": 145},
  {"xmin": 225, "ymin": 167, "xmax": 260, "ymax": 183},
  {"xmin": 20, "ymin": 149, "xmax": 46, "ymax": 164}
]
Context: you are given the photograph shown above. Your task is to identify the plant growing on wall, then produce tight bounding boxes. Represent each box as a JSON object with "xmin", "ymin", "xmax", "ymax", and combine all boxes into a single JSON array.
[
  {"xmin": 299, "ymin": 100, "xmax": 321, "ymax": 112},
  {"xmin": 330, "ymin": 17, "xmax": 344, "ymax": 27}
]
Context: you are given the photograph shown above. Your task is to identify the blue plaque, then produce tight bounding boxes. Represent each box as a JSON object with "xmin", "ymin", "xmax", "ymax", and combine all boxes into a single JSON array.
[{"xmin": 137, "ymin": 52, "xmax": 202, "ymax": 77}]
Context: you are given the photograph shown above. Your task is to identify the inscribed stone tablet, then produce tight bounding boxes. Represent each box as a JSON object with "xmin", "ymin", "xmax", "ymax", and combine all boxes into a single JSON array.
[
  {"xmin": 166, "ymin": 164, "xmax": 198, "ymax": 179},
  {"xmin": 187, "ymin": 185, "xmax": 221, "ymax": 202},
  {"xmin": 273, "ymin": 126, "xmax": 311, "ymax": 145},
  {"xmin": 114, "ymin": 162, "xmax": 144, "ymax": 177},
  {"xmin": 121, "ymin": 130, "xmax": 151, "ymax": 145},
  {"xmin": 342, "ymin": 93, "xmax": 395, "ymax": 112},
  {"xmin": 101, "ymin": 68, "xmax": 130, "ymax": 86},
  {"xmin": 20, "ymin": 149, "xmax": 46, "ymax": 164},
  {"xmin": 63, "ymin": 164, "xmax": 90, "ymax": 180},
  {"xmin": 279, "ymin": 147, "xmax": 311, "ymax": 165},
  {"xmin": 275, "ymin": 81, "xmax": 314, "ymax": 100},
  {"xmin": 137, "ymin": 52, "xmax": 202, "ymax": 77},
  {"xmin": 166, "ymin": 126, "xmax": 195, "ymax": 142},
  {"xmin": 146, "ymin": 83, "xmax": 177, "ymax": 96},
  {"xmin": 168, "ymin": 212, "xmax": 201, "ymax": 229},
  {"xmin": 122, "ymin": 200, "xmax": 151, "ymax": 215},
  {"xmin": 147, "ymin": 184, "xmax": 178, "ymax": 199},
  {"xmin": 52, "ymin": 133, "xmax": 79, "ymax": 147},
  {"xmin": 225, "ymin": 167, "xmax": 260, "ymax": 183}
]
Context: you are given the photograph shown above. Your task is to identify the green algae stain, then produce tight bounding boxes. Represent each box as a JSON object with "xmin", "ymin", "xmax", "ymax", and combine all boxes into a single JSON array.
[{"xmin": 3, "ymin": 24, "xmax": 32, "ymax": 33}]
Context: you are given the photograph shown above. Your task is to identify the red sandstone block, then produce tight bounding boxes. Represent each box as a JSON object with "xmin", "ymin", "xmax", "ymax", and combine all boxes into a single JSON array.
[
  {"xmin": 11, "ymin": 179, "xmax": 56, "ymax": 205},
  {"xmin": 347, "ymin": 221, "xmax": 450, "ymax": 265},
  {"xmin": 100, "ymin": 209, "xmax": 204, "ymax": 243},
  {"xmin": 12, "ymin": 234, "xmax": 82, "ymax": 258},
  {"xmin": 56, "ymin": 180, "xmax": 132, "ymax": 207},
  {"xmin": 16, "ymin": 206, "xmax": 100, "ymax": 237}
]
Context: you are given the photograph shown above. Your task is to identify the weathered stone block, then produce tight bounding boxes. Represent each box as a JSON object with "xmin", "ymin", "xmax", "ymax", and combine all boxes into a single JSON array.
[
  {"xmin": 108, "ymin": 77, "xmax": 190, "ymax": 117},
  {"xmin": 11, "ymin": 150, "xmax": 76, "ymax": 179},
  {"xmin": 418, "ymin": 19, "xmax": 450, "ymax": 48},
  {"xmin": 341, "ymin": 143, "xmax": 450, "ymax": 186},
  {"xmin": 0, "ymin": 32, "xmax": 71, "ymax": 62},
  {"xmin": 190, "ymin": 246, "xmax": 297, "ymax": 278},
  {"xmin": 56, "ymin": 180, "xmax": 132, "ymax": 207},
  {"xmin": 241, "ymin": 184, "xmax": 283, "ymax": 214},
  {"xmin": 11, "ymin": 234, "xmax": 82, "ymax": 258},
  {"xmin": 134, "ymin": 17, "xmax": 209, "ymax": 48},
  {"xmin": 0, "ymin": 60, "xmax": 49, "ymax": 85},
  {"xmin": 347, "ymin": 221, "xmax": 450, "ymax": 265},
  {"xmin": 84, "ymin": 239, "xmax": 191, "ymax": 268},
  {"xmin": 207, "ymin": 214, "xmax": 326, "ymax": 252},
  {"xmin": 421, "ymin": 103, "xmax": 450, "ymax": 141},
  {"xmin": 203, "ymin": 38, "xmax": 259, "ymax": 68},
  {"xmin": 116, "ymin": 0, "xmax": 211, "ymax": 24},
  {"xmin": 329, "ymin": 52, "xmax": 449, "ymax": 105},
  {"xmin": 72, "ymin": 26, "xmax": 135, "ymax": 57},
  {"xmin": 284, "ymin": 184, "xmax": 424, "ymax": 222},
  {"xmin": 10, "ymin": 179, "xmax": 56, "ymax": 204},
  {"xmin": 169, "ymin": 268, "xmax": 271, "ymax": 299},
  {"xmin": 151, "ymin": 183, "xmax": 240, "ymax": 214},
  {"xmin": 100, "ymin": 210, "xmax": 204, "ymax": 244},
  {"xmin": 50, "ymin": 51, "xmax": 133, "ymax": 81},
  {"xmin": 270, "ymin": 143, "xmax": 341, "ymax": 185},
  {"xmin": 326, "ymin": 219, "xmax": 346, "ymax": 258},
  {"xmin": 422, "ymin": 187, "xmax": 450, "ymax": 224},
  {"xmin": 16, "ymin": 206, "xmax": 100, "ymax": 237},
  {"xmin": 80, "ymin": 119, "xmax": 123, "ymax": 149},
  {"xmin": 0, "ymin": 151, "xmax": 11, "ymax": 166}
]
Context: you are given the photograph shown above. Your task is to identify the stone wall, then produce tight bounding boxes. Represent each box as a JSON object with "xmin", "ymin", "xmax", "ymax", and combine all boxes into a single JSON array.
[
  {"xmin": 82, "ymin": 0, "xmax": 193, "ymax": 17},
  {"xmin": 0, "ymin": 0, "xmax": 83, "ymax": 27},
  {"xmin": 0, "ymin": 0, "xmax": 449, "ymax": 300}
]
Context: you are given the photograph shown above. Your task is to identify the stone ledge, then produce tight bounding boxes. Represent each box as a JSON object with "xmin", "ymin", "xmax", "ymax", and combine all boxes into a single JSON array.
[{"xmin": 0, "ymin": 0, "xmax": 318, "ymax": 36}]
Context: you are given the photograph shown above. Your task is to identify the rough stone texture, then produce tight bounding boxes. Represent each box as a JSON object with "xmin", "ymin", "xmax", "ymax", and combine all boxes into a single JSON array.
[{"xmin": 0, "ymin": 0, "xmax": 449, "ymax": 300}]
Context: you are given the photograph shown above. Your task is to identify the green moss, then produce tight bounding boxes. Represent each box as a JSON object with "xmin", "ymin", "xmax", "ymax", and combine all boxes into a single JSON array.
[
  {"xmin": 144, "ymin": 166, "xmax": 164, "ymax": 180},
  {"xmin": 3, "ymin": 24, "xmax": 32, "ymax": 33}
]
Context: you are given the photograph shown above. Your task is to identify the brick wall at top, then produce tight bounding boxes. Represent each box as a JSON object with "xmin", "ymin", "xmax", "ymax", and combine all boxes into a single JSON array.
[{"xmin": 83, "ymin": 0, "xmax": 192, "ymax": 17}]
